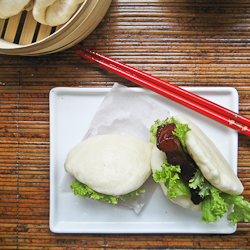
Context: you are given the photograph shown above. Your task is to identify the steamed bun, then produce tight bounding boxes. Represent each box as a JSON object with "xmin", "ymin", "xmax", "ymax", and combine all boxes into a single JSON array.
[
  {"xmin": 32, "ymin": 0, "xmax": 85, "ymax": 26},
  {"xmin": 64, "ymin": 134, "xmax": 153, "ymax": 196},
  {"xmin": 150, "ymin": 115, "xmax": 243, "ymax": 211},
  {"xmin": 0, "ymin": 0, "xmax": 31, "ymax": 19},
  {"xmin": 174, "ymin": 115, "xmax": 243, "ymax": 196}
]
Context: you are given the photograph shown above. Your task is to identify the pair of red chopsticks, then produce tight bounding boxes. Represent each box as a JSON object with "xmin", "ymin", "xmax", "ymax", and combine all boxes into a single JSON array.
[{"xmin": 75, "ymin": 45, "xmax": 250, "ymax": 137}]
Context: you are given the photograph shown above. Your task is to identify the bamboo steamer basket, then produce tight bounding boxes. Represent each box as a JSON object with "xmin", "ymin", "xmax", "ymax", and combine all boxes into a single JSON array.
[{"xmin": 0, "ymin": 0, "xmax": 111, "ymax": 56}]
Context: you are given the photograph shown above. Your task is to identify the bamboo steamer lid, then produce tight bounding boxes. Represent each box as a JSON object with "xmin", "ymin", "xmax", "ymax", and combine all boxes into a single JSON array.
[{"xmin": 0, "ymin": 0, "xmax": 111, "ymax": 56}]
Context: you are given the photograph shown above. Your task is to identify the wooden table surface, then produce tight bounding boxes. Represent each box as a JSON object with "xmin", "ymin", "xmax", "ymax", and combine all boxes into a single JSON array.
[{"xmin": 1, "ymin": 0, "xmax": 250, "ymax": 249}]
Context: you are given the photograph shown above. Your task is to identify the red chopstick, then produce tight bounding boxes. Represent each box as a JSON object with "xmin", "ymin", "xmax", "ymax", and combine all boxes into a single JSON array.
[
  {"xmin": 75, "ymin": 47, "xmax": 250, "ymax": 137},
  {"xmin": 76, "ymin": 45, "xmax": 250, "ymax": 128}
]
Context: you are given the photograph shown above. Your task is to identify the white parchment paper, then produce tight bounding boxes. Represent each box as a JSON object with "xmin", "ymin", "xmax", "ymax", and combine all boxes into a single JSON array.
[{"xmin": 61, "ymin": 83, "xmax": 170, "ymax": 213}]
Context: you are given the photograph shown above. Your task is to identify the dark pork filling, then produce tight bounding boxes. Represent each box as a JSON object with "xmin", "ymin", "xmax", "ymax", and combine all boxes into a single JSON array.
[{"xmin": 156, "ymin": 123, "xmax": 203, "ymax": 205}]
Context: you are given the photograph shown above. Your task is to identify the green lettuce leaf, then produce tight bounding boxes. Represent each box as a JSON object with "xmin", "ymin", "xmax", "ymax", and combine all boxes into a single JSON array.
[
  {"xmin": 189, "ymin": 168, "xmax": 204, "ymax": 190},
  {"xmin": 153, "ymin": 148, "xmax": 250, "ymax": 225},
  {"xmin": 189, "ymin": 170, "xmax": 232, "ymax": 223},
  {"xmin": 153, "ymin": 153, "xmax": 250, "ymax": 225},
  {"xmin": 70, "ymin": 179, "xmax": 145, "ymax": 205},
  {"xmin": 153, "ymin": 160, "xmax": 191, "ymax": 200},
  {"xmin": 189, "ymin": 169, "xmax": 211, "ymax": 197},
  {"xmin": 200, "ymin": 196, "xmax": 220, "ymax": 223},
  {"xmin": 221, "ymin": 193, "xmax": 250, "ymax": 226},
  {"xmin": 189, "ymin": 171, "xmax": 250, "ymax": 225},
  {"xmin": 200, "ymin": 186, "xmax": 229, "ymax": 223}
]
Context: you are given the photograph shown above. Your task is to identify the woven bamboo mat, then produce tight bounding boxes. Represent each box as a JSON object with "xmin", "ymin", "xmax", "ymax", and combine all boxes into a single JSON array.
[{"xmin": 1, "ymin": 0, "xmax": 250, "ymax": 249}]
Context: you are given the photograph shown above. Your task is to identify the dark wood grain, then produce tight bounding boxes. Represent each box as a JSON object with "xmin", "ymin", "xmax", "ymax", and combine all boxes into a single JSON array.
[{"xmin": 1, "ymin": 0, "xmax": 250, "ymax": 249}]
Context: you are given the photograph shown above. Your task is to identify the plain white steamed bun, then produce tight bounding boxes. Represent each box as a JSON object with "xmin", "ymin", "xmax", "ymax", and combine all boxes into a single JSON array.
[
  {"xmin": 64, "ymin": 134, "xmax": 153, "ymax": 196},
  {"xmin": 0, "ymin": 0, "xmax": 31, "ymax": 19},
  {"xmin": 33, "ymin": 0, "xmax": 86, "ymax": 26}
]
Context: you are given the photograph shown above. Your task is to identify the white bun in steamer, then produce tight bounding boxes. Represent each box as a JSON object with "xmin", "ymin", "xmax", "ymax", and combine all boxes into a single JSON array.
[
  {"xmin": 33, "ymin": 0, "xmax": 86, "ymax": 26},
  {"xmin": 0, "ymin": 0, "xmax": 31, "ymax": 19}
]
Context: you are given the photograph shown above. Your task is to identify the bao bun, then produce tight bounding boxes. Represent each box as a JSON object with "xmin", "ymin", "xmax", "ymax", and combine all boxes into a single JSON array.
[
  {"xmin": 0, "ymin": 0, "xmax": 31, "ymax": 19},
  {"xmin": 151, "ymin": 115, "xmax": 244, "ymax": 211},
  {"xmin": 33, "ymin": 0, "xmax": 85, "ymax": 26},
  {"xmin": 64, "ymin": 134, "xmax": 153, "ymax": 196}
]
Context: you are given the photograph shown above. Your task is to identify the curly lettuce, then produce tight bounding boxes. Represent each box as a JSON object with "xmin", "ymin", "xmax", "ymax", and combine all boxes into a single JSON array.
[
  {"xmin": 221, "ymin": 193, "xmax": 250, "ymax": 225},
  {"xmin": 70, "ymin": 179, "xmax": 145, "ymax": 205},
  {"xmin": 191, "ymin": 169, "xmax": 250, "ymax": 225},
  {"xmin": 153, "ymin": 160, "xmax": 190, "ymax": 199},
  {"xmin": 154, "ymin": 160, "xmax": 250, "ymax": 225}
]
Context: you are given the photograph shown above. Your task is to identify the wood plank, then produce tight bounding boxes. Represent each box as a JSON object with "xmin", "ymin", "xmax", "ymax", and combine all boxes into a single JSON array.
[
  {"xmin": 36, "ymin": 25, "xmax": 52, "ymax": 42},
  {"xmin": 3, "ymin": 13, "xmax": 22, "ymax": 43},
  {"xmin": 0, "ymin": 19, "xmax": 5, "ymax": 36},
  {"xmin": 19, "ymin": 11, "xmax": 37, "ymax": 45}
]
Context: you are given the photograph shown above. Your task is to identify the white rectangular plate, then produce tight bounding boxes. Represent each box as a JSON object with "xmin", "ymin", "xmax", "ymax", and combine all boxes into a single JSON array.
[{"xmin": 49, "ymin": 86, "xmax": 239, "ymax": 234}]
